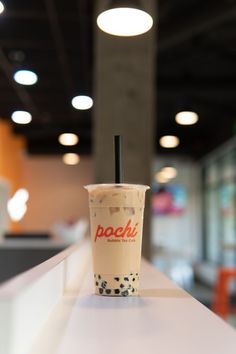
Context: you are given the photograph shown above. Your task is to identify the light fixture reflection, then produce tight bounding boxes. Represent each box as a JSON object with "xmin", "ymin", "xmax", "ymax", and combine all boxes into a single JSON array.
[
  {"xmin": 13, "ymin": 69, "xmax": 38, "ymax": 85},
  {"xmin": 175, "ymin": 111, "xmax": 199, "ymax": 125},
  {"xmin": 58, "ymin": 133, "xmax": 79, "ymax": 146},
  {"xmin": 11, "ymin": 111, "xmax": 32, "ymax": 124},
  {"xmin": 97, "ymin": 7, "xmax": 153, "ymax": 36},
  {"xmin": 155, "ymin": 172, "xmax": 169, "ymax": 184},
  {"xmin": 71, "ymin": 95, "xmax": 93, "ymax": 110},
  {"xmin": 62, "ymin": 153, "xmax": 80, "ymax": 165},
  {"xmin": 0, "ymin": 1, "xmax": 5, "ymax": 14},
  {"xmin": 7, "ymin": 188, "xmax": 29, "ymax": 222},
  {"xmin": 161, "ymin": 167, "xmax": 177, "ymax": 179},
  {"xmin": 159, "ymin": 135, "xmax": 179, "ymax": 148}
]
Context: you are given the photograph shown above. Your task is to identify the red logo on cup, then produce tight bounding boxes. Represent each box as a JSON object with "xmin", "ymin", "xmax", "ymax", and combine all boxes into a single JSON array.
[{"xmin": 94, "ymin": 219, "xmax": 138, "ymax": 242}]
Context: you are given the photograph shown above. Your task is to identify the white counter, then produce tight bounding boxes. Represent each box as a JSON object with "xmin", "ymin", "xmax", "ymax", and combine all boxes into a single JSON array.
[
  {"xmin": 1, "ymin": 240, "xmax": 236, "ymax": 354},
  {"xmin": 31, "ymin": 261, "xmax": 236, "ymax": 354}
]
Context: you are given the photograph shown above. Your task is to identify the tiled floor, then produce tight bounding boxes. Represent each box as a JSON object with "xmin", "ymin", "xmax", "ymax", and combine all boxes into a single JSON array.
[
  {"xmin": 228, "ymin": 315, "xmax": 236, "ymax": 328},
  {"xmin": 188, "ymin": 281, "xmax": 213, "ymax": 308}
]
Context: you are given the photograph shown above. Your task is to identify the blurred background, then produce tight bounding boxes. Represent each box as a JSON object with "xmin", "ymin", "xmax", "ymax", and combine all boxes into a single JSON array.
[{"xmin": 0, "ymin": 0, "xmax": 236, "ymax": 325}]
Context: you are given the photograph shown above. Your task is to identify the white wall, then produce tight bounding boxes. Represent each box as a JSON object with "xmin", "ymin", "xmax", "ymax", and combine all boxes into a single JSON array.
[
  {"xmin": 151, "ymin": 156, "xmax": 202, "ymax": 262},
  {"xmin": 18, "ymin": 155, "xmax": 93, "ymax": 232}
]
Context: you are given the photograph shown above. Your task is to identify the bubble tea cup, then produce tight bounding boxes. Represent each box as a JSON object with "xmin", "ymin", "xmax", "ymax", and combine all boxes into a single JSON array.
[{"xmin": 85, "ymin": 183, "xmax": 149, "ymax": 297}]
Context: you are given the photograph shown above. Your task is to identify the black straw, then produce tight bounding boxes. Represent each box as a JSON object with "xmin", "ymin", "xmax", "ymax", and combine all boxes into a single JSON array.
[{"xmin": 114, "ymin": 135, "xmax": 123, "ymax": 183}]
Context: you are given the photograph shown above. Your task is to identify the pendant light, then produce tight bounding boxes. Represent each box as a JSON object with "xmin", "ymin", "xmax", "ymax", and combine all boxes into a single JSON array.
[
  {"xmin": 11, "ymin": 111, "xmax": 32, "ymax": 124},
  {"xmin": 0, "ymin": 1, "xmax": 4, "ymax": 14},
  {"xmin": 97, "ymin": 0, "xmax": 153, "ymax": 37},
  {"xmin": 175, "ymin": 111, "xmax": 199, "ymax": 125},
  {"xmin": 159, "ymin": 135, "xmax": 180, "ymax": 148},
  {"xmin": 13, "ymin": 69, "xmax": 38, "ymax": 86}
]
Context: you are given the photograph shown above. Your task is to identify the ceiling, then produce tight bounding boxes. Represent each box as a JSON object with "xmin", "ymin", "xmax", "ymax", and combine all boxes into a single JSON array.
[
  {"xmin": 157, "ymin": 0, "xmax": 236, "ymax": 158},
  {"xmin": 1, "ymin": 0, "xmax": 236, "ymax": 159},
  {"xmin": 0, "ymin": 0, "xmax": 93, "ymax": 155}
]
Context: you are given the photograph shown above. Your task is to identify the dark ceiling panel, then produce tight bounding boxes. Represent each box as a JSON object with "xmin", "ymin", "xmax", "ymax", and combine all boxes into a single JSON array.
[
  {"xmin": 0, "ymin": 0, "xmax": 235, "ymax": 158},
  {"xmin": 0, "ymin": 0, "xmax": 94, "ymax": 156}
]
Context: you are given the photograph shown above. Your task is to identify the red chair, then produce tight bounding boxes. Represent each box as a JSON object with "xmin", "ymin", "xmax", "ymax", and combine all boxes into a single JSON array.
[{"xmin": 212, "ymin": 267, "xmax": 236, "ymax": 319}]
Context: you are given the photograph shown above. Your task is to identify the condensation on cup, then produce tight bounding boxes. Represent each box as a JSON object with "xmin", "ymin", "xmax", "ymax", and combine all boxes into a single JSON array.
[{"xmin": 85, "ymin": 183, "xmax": 149, "ymax": 297}]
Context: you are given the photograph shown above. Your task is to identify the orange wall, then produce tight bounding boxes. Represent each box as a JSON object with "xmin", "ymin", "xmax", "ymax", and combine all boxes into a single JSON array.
[
  {"xmin": 19, "ymin": 155, "xmax": 94, "ymax": 232},
  {"xmin": 0, "ymin": 121, "xmax": 25, "ymax": 231},
  {"xmin": 0, "ymin": 121, "xmax": 25, "ymax": 193},
  {"xmin": 0, "ymin": 120, "xmax": 94, "ymax": 233}
]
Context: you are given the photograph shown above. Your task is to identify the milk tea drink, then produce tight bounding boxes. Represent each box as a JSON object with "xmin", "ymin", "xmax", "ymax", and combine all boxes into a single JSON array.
[{"xmin": 85, "ymin": 184, "xmax": 149, "ymax": 296}]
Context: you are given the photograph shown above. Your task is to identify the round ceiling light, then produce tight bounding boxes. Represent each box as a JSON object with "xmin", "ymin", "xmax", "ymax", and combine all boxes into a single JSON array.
[
  {"xmin": 11, "ymin": 111, "xmax": 32, "ymax": 124},
  {"xmin": 58, "ymin": 133, "xmax": 79, "ymax": 146},
  {"xmin": 62, "ymin": 153, "xmax": 80, "ymax": 165},
  {"xmin": 13, "ymin": 69, "xmax": 38, "ymax": 85},
  {"xmin": 161, "ymin": 167, "xmax": 177, "ymax": 179},
  {"xmin": 175, "ymin": 111, "xmax": 199, "ymax": 125},
  {"xmin": 71, "ymin": 95, "xmax": 93, "ymax": 110},
  {"xmin": 0, "ymin": 1, "xmax": 5, "ymax": 14},
  {"xmin": 97, "ymin": 7, "xmax": 153, "ymax": 36},
  {"xmin": 159, "ymin": 135, "xmax": 180, "ymax": 148}
]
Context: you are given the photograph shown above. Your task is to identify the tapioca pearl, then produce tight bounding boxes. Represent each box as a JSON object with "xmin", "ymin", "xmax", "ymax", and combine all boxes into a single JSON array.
[
  {"xmin": 114, "ymin": 289, "xmax": 120, "ymax": 295},
  {"xmin": 121, "ymin": 290, "xmax": 129, "ymax": 297},
  {"xmin": 128, "ymin": 284, "xmax": 132, "ymax": 289},
  {"xmin": 132, "ymin": 288, "xmax": 135, "ymax": 293},
  {"xmin": 101, "ymin": 281, "xmax": 107, "ymax": 289},
  {"xmin": 136, "ymin": 273, "xmax": 138, "ymax": 276},
  {"xmin": 105, "ymin": 289, "xmax": 111, "ymax": 295},
  {"xmin": 95, "ymin": 281, "xmax": 99, "ymax": 286},
  {"xmin": 124, "ymin": 277, "xmax": 129, "ymax": 281},
  {"xmin": 120, "ymin": 283, "xmax": 125, "ymax": 288},
  {"xmin": 99, "ymin": 288, "xmax": 103, "ymax": 294},
  {"xmin": 98, "ymin": 275, "xmax": 101, "ymax": 280},
  {"xmin": 132, "ymin": 278, "xmax": 135, "ymax": 282},
  {"xmin": 114, "ymin": 277, "xmax": 119, "ymax": 281}
]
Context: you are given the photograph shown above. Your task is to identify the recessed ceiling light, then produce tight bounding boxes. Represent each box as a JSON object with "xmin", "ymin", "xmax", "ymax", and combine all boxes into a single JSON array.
[
  {"xmin": 62, "ymin": 153, "xmax": 80, "ymax": 165},
  {"xmin": 0, "ymin": 1, "xmax": 5, "ymax": 14},
  {"xmin": 161, "ymin": 167, "xmax": 177, "ymax": 179},
  {"xmin": 13, "ymin": 69, "xmax": 38, "ymax": 85},
  {"xmin": 11, "ymin": 111, "xmax": 32, "ymax": 124},
  {"xmin": 175, "ymin": 111, "xmax": 199, "ymax": 125},
  {"xmin": 8, "ymin": 50, "xmax": 25, "ymax": 63},
  {"xmin": 159, "ymin": 135, "xmax": 180, "ymax": 148},
  {"xmin": 97, "ymin": 7, "xmax": 153, "ymax": 36},
  {"xmin": 58, "ymin": 133, "xmax": 79, "ymax": 146},
  {"xmin": 71, "ymin": 95, "xmax": 93, "ymax": 110}
]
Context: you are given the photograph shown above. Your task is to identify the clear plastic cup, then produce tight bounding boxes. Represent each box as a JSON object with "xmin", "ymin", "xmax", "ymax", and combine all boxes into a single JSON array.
[{"xmin": 84, "ymin": 183, "xmax": 149, "ymax": 296}]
